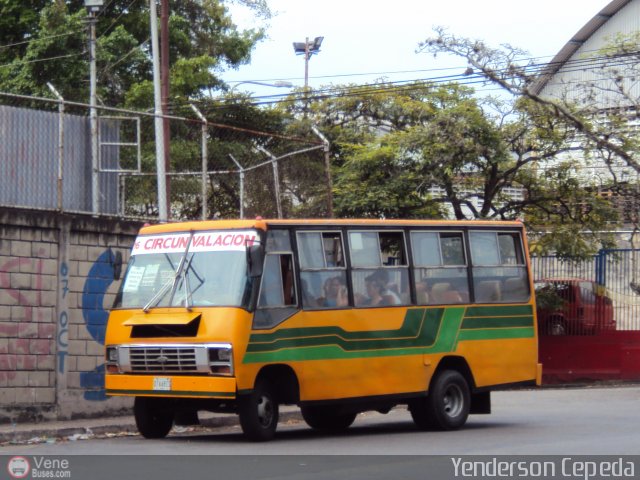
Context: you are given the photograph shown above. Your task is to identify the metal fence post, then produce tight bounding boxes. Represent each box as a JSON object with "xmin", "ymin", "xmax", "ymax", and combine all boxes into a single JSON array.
[
  {"xmin": 190, "ymin": 104, "xmax": 209, "ymax": 220},
  {"xmin": 47, "ymin": 83, "xmax": 64, "ymax": 211},
  {"xmin": 228, "ymin": 154, "xmax": 245, "ymax": 219},
  {"xmin": 595, "ymin": 249, "xmax": 607, "ymax": 286},
  {"xmin": 257, "ymin": 146, "xmax": 282, "ymax": 218}
]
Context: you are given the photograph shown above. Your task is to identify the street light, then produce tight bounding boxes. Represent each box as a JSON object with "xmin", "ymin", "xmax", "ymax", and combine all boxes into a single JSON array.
[
  {"xmin": 84, "ymin": 0, "xmax": 103, "ymax": 12},
  {"xmin": 293, "ymin": 36, "xmax": 323, "ymax": 88},
  {"xmin": 229, "ymin": 80, "xmax": 294, "ymax": 92},
  {"xmin": 84, "ymin": 0, "xmax": 104, "ymax": 214}
]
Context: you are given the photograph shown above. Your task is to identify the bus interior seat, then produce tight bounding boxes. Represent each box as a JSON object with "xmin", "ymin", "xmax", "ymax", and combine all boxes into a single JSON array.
[
  {"xmin": 476, "ymin": 280, "xmax": 502, "ymax": 302},
  {"xmin": 416, "ymin": 290, "xmax": 429, "ymax": 304},
  {"xmin": 441, "ymin": 290, "xmax": 463, "ymax": 304},
  {"xmin": 430, "ymin": 282, "xmax": 451, "ymax": 303}
]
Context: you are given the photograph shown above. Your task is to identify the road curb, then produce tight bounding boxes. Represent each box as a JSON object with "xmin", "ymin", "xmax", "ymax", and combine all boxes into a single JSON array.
[{"xmin": 0, "ymin": 410, "xmax": 303, "ymax": 445}]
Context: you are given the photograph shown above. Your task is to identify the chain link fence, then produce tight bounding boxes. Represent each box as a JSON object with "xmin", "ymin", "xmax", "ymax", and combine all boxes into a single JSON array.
[
  {"xmin": 532, "ymin": 248, "xmax": 640, "ymax": 330},
  {"xmin": 0, "ymin": 91, "xmax": 328, "ymax": 221}
]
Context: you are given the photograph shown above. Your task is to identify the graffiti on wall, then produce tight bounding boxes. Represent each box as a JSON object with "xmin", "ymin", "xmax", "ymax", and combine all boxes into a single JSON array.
[
  {"xmin": 80, "ymin": 249, "xmax": 121, "ymax": 401},
  {"xmin": 57, "ymin": 262, "xmax": 69, "ymax": 374},
  {"xmin": 0, "ymin": 253, "xmax": 45, "ymax": 384},
  {"xmin": 1, "ymin": 244, "xmax": 123, "ymax": 401}
]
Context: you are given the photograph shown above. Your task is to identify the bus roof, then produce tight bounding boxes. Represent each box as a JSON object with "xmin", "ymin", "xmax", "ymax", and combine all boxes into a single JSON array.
[{"xmin": 138, "ymin": 218, "xmax": 524, "ymax": 235}]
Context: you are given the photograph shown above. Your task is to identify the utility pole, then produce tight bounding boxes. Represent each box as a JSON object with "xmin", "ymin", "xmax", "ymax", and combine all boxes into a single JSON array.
[
  {"xmin": 293, "ymin": 36, "xmax": 323, "ymax": 88},
  {"xmin": 312, "ymin": 125, "xmax": 333, "ymax": 218},
  {"xmin": 84, "ymin": 1, "xmax": 104, "ymax": 214},
  {"xmin": 160, "ymin": 0, "xmax": 171, "ymax": 219},
  {"xmin": 150, "ymin": 0, "xmax": 168, "ymax": 221}
]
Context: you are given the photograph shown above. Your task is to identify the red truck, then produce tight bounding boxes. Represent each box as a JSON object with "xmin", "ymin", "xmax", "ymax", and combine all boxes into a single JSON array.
[{"xmin": 535, "ymin": 279, "xmax": 615, "ymax": 335}]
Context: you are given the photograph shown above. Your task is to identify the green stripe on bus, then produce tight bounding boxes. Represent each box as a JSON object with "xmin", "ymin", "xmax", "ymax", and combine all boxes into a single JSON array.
[
  {"xmin": 247, "ymin": 308, "xmax": 431, "ymax": 346},
  {"xmin": 460, "ymin": 316, "xmax": 533, "ymax": 329},
  {"xmin": 241, "ymin": 305, "xmax": 534, "ymax": 364},
  {"xmin": 246, "ymin": 308, "xmax": 443, "ymax": 353},
  {"xmin": 242, "ymin": 307, "xmax": 466, "ymax": 363},
  {"xmin": 465, "ymin": 305, "xmax": 533, "ymax": 317},
  {"xmin": 456, "ymin": 327, "xmax": 535, "ymax": 341},
  {"xmin": 242, "ymin": 316, "xmax": 464, "ymax": 363}
]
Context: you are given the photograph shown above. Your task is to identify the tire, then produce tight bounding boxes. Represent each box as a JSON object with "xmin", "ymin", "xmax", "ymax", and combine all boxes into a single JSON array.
[
  {"xmin": 410, "ymin": 370, "xmax": 470, "ymax": 431},
  {"xmin": 134, "ymin": 396, "xmax": 174, "ymax": 439},
  {"xmin": 301, "ymin": 405, "xmax": 357, "ymax": 432},
  {"xmin": 238, "ymin": 379, "xmax": 279, "ymax": 441}
]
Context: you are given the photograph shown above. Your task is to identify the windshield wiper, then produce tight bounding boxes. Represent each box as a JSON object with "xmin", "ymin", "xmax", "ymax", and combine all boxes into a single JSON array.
[
  {"xmin": 143, "ymin": 231, "xmax": 195, "ymax": 312},
  {"xmin": 181, "ymin": 254, "xmax": 198, "ymax": 311}
]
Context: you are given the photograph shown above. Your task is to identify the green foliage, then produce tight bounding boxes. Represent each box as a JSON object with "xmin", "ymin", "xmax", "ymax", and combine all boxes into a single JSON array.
[
  {"xmin": 419, "ymin": 27, "xmax": 637, "ymax": 260},
  {"xmin": 0, "ymin": 0, "xmax": 267, "ymax": 105},
  {"xmin": 534, "ymin": 284, "xmax": 565, "ymax": 311},
  {"xmin": 334, "ymin": 142, "xmax": 442, "ymax": 219}
]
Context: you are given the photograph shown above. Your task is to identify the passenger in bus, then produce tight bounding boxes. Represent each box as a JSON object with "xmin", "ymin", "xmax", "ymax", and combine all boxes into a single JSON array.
[
  {"xmin": 374, "ymin": 270, "xmax": 402, "ymax": 305},
  {"xmin": 318, "ymin": 276, "xmax": 348, "ymax": 308},
  {"xmin": 360, "ymin": 271, "xmax": 401, "ymax": 306},
  {"xmin": 416, "ymin": 278, "xmax": 430, "ymax": 304}
]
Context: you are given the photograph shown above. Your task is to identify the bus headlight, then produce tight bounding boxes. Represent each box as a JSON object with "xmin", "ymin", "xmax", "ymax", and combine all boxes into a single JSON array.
[
  {"xmin": 105, "ymin": 346, "xmax": 120, "ymax": 373},
  {"xmin": 208, "ymin": 346, "xmax": 233, "ymax": 376}
]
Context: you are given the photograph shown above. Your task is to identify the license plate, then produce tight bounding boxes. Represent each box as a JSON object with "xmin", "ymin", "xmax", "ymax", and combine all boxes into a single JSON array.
[{"xmin": 153, "ymin": 377, "xmax": 171, "ymax": 391}]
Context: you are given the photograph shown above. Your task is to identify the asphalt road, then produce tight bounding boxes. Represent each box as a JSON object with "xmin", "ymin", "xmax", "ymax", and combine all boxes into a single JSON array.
[{"xmin": 3, "ymin": 385, "xmax": 639, "ymax": 456}]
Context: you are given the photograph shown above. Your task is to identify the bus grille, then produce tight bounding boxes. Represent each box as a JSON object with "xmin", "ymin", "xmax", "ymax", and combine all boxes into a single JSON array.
[{"xmin": 129, "ymin": 346, "xmax": 198, "ymax": 373}]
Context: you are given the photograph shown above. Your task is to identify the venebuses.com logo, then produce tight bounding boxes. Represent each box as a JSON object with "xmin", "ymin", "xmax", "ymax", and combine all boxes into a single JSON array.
[
  {"xmin": 7, "ymin": 456, "xmax": 30, "ymax": 479},
  {"xmin": 6, "ymin": 456, "xmax": 72, "ymax": 479}
]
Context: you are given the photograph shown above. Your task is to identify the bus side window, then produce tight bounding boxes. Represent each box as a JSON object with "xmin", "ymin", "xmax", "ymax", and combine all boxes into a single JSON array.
[
  {"xmin": 297, "ymin": 231, "xmax": 348, "ymax": 310},
  {"xmin": 258, "ymin": 254, "xmax": 296, "ymax": 307},
  {"xmin": 410, "ymin": 231, "xmax": 468, "ymax": 305},
  {"xmin": 469, "ymin": 231, "xmax": 530, "ymax": 303},
  {"xmin": 349, "ymin": 230, "xmax": 410, "ymax": 307},
  {"xmin": 254, "ymin": 253, "xmax": 298, "ymax": 329}
]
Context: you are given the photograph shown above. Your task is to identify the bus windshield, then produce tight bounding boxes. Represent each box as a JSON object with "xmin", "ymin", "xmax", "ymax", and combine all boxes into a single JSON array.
[{"xmin": 114, "ymin": 230, "xmax": 259, "ymax": 309}]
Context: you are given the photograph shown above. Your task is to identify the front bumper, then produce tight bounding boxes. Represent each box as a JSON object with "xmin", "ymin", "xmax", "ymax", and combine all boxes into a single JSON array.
[{"xmin": 106, "ymin": 374, "xmax": 237, "ymax": 399}]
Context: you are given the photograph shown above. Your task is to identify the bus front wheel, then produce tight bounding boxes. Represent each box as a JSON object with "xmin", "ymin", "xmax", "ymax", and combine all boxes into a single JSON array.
[
  {"xmin": 301, "ymin": 405, "xmax": 357, "ymax": 432},
  {"xmin": 238, "ymin": 379, "xmax": 280, "ymax": 441},
  {"xmin": 134, "ymin": 396, "xmax": 174, "ymax": 439},
  {"xmin": 410, "ymin": 370, "xmax": 470, "ymax": 431}
]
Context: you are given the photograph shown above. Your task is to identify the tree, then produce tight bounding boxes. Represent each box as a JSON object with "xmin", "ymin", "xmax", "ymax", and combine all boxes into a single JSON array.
[
  {"xmin": 277, "ymin": 79, "xmax": 618, "ymax": 258},
  {"xmin": 414, "ymin": 28, "xmax": 633, "ymax": 257},
  {"xmin": 0, "ymin": 1, "xmax": 269, "ymax": 105}
]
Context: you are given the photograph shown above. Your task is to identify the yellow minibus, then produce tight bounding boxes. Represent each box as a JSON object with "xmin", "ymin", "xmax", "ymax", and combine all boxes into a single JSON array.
[{"xmin": 105, "ymin": 219, "xmax": 541, "ymax": 441}]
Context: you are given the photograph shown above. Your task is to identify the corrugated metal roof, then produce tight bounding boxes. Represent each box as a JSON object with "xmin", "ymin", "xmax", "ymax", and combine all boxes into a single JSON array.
[{"xmin": 530, "ymin": 0, "xmax": 633, "ymax": 95}]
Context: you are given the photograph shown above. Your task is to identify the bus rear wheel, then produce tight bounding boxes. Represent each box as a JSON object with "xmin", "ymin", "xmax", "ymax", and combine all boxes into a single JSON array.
[
  {"xmin": 301, "ymin": 405, "xmax": 357, "ymax": 432},
  {"xmin": 238, "ymin": 379, "xmax": 279, "ymax": 441},
  {"xmin": 134, "ymin": 396, "xmax": 174, "ymax": 439},
  {"xmin": 410, "ymin": 370, "xmax": 470, "ymax": 431}
]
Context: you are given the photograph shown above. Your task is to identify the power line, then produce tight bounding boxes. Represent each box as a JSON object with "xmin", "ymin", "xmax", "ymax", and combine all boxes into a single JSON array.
[
  {"xmin": 225, "ymin": 44, "xmax": 634, "ymax": 90},
  {"xmin": 99, "ymin": 38, "xmax": 150, "ymax": 79},
  {"xmin": 97, "ymin": 0, "xmax": 142, "ymax": 39},
  {"xmin": 223, "ymin": 48, "xmax": 640, "ymax": 109},
  {"xmin": 0, "ymin": 0, "xmax": 139, "ymax": 57},
  {"xmin": 0, "ymin": 31, "xmax": 81, "ymax": 52},
  {"xmin": 0, "ymin": 52, "xmax": 85, "ymax": 71}
]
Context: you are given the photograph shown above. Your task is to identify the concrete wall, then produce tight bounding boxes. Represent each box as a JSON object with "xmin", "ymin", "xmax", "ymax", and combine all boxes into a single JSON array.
[{"xmin": 0, "ymin": 207, "xmax": 143, "ymax": 423}]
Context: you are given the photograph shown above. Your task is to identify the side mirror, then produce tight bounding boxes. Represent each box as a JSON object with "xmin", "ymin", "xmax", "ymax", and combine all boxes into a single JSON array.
[{"xmin": 247, "ymin": 244, "xmax": 264, "ymax": 278}]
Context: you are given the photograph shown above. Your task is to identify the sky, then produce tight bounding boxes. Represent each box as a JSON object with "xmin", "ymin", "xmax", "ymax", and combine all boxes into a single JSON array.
[{"xmin": 225, "ymin": 0, "xmax": 612, "ymax": 99}]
